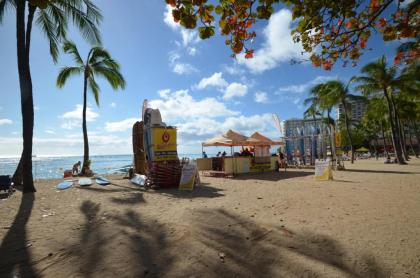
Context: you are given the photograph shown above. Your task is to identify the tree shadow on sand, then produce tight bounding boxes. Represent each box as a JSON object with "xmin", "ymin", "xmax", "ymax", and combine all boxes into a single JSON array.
[
  {"xmin": 154, "ymin": 183, "xmax": 225, "ymax": 199},
  {"xmin": 61, "ymin": 203, "xmax": 173, "ymax": 277},
  {"xmin": 110, "ymin": 192, "xmax": 145, "ymax": 205},
  {"xmin": 0, "ymin": 193, "xmax": 37, "ymax": 278},
  {"xmin": 187, "ymin": 209, "xmax": 389, "ymax": 278},
  {"xmin": 45, "ymin": 205, "xmax": 389, "ymax": 277},
  {"xmin": 232, "ymin": 170, "xmax": 313, "ymax": 181},
  {"xmin": 344, "ymin": 169, "xmax": 419, "ymax": 175}
]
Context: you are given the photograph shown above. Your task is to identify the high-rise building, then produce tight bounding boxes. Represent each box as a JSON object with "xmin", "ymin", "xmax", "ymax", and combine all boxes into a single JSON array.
[{"xmin": 336, "ymin": 98, "xmax": 367, "ymax": 123}]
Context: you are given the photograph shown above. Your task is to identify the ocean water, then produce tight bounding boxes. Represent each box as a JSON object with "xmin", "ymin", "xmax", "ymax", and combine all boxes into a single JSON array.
[{"xmin": 0, "ymin": 154, "xmax": 202, "ymax": 179}]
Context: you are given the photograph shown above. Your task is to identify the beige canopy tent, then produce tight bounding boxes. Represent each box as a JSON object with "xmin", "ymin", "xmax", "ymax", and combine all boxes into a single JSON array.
[
  {"xmin": 200, "ymin": 130, "xmax": 283, "ymax": 176},
  {"xmin": 250, "ymin": 132, "xmax": 283, "ymax": 146},
  {"xmin": 202, "ymin": 129, "xmax": 260, "ymax": 147}
]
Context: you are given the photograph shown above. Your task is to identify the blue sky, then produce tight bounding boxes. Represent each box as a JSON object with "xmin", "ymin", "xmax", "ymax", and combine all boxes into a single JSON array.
[{"xmin": 0, "ymin": 1, "xmax": 400, "ymax": 157}]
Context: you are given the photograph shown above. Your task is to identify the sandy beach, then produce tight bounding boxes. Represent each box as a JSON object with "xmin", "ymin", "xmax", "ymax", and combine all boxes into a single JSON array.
[{"xmin": 1, "ymin": 158, "xmax": 420, "ymax": 277}]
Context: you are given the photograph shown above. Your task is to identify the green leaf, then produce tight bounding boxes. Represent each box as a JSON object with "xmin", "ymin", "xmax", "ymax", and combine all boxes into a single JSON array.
[{"xmin": 198, "ymin": 26, "xmax": 215, "ymax": 39}]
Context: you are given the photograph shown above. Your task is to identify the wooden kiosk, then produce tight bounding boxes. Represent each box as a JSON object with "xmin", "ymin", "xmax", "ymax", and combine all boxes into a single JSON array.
[{"xmin": 197, "ymin": 130, "xmax": 283, "ymax": 177}]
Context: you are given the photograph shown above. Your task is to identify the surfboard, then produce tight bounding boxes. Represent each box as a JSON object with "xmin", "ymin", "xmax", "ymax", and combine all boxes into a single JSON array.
[
  {"xmin": 95, "ymin": 176, "xmax": 110, "ymax": 186},
  {"xmin": 130, "ymin": 174, "xmax": 146, "ymax": 186},
  {"xmin": 79, "ymin": 178, "xmax": 92, "ymax": 186},
  {"xmin": 57, "ymin": 180, "xmax": 73, "ymax": 190}
]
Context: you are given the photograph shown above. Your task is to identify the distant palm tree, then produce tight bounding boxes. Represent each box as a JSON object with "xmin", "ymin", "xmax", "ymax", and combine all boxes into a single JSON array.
[
  {"xmin": 322, "ymin": 80, "xmax": 364, "ymax": 164},
  {"xmin": 0, "ymin": 0, "xmax": 102, "ymax": 192},
  {"xmin": 303, "ymin": 101, "xmax": 321, "ymax": 163},
  {"xmin": 308, "ymin": 83, "xmax": 338, "ymax": 161},
  {"xmin": 57, "ymin": 41, "xmax": 125, "ymax": 174},
  {"xmin": 363, "ymin": 97, "xmax": 389, "ymax": 156},
  {"xmin": 355, "ymin": 56, "xmax": 407, "ymax": 164}
]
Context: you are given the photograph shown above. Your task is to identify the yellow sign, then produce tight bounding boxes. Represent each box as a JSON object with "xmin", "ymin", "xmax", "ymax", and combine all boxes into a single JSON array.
[
  {"xmin": 179, "ymin": 165, "xmax": 197, "ymax": 191},
  {"xmin": 151, "ymin": 127, "xmax": 178, "ymax": 161},
  {"xmin": 315, "ymin": 160, "xmax": 333, "ymax": 181},
  {"xmin": 335, "ymin": 132, "xmax": 342, "ymax": 147}
]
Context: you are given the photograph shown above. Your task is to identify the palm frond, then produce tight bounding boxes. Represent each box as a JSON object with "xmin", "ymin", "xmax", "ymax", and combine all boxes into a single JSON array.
[
  {"xmin": 63, "ymin": 40, "xmax": 84, "ymax": 65},
  {"xmin": 88, "ymin": 47, "xmax": 112, "ymax": 64},
  {"xmin": 93, "ymin": 66, "xmax": 126, "ymax": 90},
  {"xmin": 55, "ymin": 0, "xmax": 102, "ymax": 45},
  {"xmin": 303, "ymin": 96, "xmax": 317, "ymax": 107},
  {"xmin": 88, "ymin": 76, "xmax": 100, "ymax": 106},
  {"xmin": 0, "ymin": 0, "xmax": 15, "ymax": 23},
  {"xmin": 56, "ymin": 66, "xmax": 83, "ymax": 88},
  {"xmin": 82, "ymin": 0, "xmax": 102, "ymax": 24},
  {"xmin": 45, "ymin": 3, "xmax": 67, "ymax": 39},
  {"xmin": 35, "ymin": 9, "xmax": 60, "ymax": 62}
]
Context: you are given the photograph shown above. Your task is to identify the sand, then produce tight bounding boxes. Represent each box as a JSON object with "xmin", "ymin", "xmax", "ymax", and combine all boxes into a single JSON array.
[{"xmin": 1, "ymin": 158, "xmax": 420, "ymax": 277}]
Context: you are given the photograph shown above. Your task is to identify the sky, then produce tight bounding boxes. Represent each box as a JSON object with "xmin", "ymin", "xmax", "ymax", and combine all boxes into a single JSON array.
[{"xmin": 0, "ymin": 1, "xmax": 401, "ymax": 157}]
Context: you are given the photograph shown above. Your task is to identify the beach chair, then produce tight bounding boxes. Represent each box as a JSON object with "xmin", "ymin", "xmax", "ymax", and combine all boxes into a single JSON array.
[{"xmin": 0, "ymin": 175, "xmax": 14, "ymax": 198}]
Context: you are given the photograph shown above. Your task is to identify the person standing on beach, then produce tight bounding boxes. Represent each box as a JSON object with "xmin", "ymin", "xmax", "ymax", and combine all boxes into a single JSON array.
[{"xmin": 72, "ymin": 161, "xmax": 81, "ymax": 175}]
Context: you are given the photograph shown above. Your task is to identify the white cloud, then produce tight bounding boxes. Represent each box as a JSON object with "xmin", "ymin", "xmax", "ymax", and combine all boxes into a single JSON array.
[
  {"xmin": 105, "ymin": 118, "xmax": 139, "ymax": 132},
  {"xmin": 163, "ymin": 5, "xmax": 199, "ymax": 47},
  {"xmin": 168, "ymin": 51, "xmax": 198, "ymax": 75},
  {"xmin": 187, "ymin": 47, "xmax": 197, "ymax": 56},
  {"xmin": 196, "ymin": 72, "xmax": 228, "ymax": 90},
  {"xmin": 177, "ymin": 113, "xmax": 277, "ymax": 138},
  {"xmin": 60, "ymin": 104, "xmax": 99, "ymax": 130},
  {"xmin": 110, "ymin": 102, "xmax": 117, "ymax": 108},
  {"xmin": 0, "ymin": 119, "xmax": 13, "ymax": 125},
  {"xmin": 223, "ymin": 63, "xmax": 246, "ymax": 76},
  {"xmin": 158, "ymin": 89, "xmax": 171, "ymax": 98},
  {"xmin": 277, "ymin": 84, "xmax": 307, "ymax": 94},
  {"xmin": 254, "ymin": 91, "xmax": 268, "ymax": 103},
  {"xmin": 149, "ymin": 89, "xmax": 239, "ymax": 120},
  {"xmin": 276, "ymin": 75, "xmax": 337, "ymax": 94},
  {"xmin": 172, "ymin": 63, "xmax": 198, "ymax": 75},
  {"xmin": 34, "ymin": 106, "xmax": 40, "ymax": 111},
  {"xmin": 61, "ymin": 104, "xmax": 99, "ymax": 122},
  {"xmin": 238, "ymin": 9, "xmax": 305, "ymax": 73},
  {"xmin": 169, "ymin": 52, "xmax": 181, "ymax": 64},
  {"xmin": 45, "ymin": 129, "xmax": 55, "ymax": 134},
  {"xmin": 223, "ymin": 82, "xmax": 248, "ymax": 100}
]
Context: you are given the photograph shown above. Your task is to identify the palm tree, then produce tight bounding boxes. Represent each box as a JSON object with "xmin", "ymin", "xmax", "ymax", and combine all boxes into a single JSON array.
[
  {"xmin": 0, "ymin": 0, "xmax": 102, "ymax": 192},
  {"xmin": 354, "ymin": 56, "xmax": 407, "ymax": 164},
  {"xmin": 57, "ymin": 41, "xmax": 125, "ymax": 175},
  {"xmin": 363, "ymin": 97, "xmax": 389, "ymax": 156},
  {"xmin": 305, "ymin": 84, "xmax": 328, "ymax": 159},
  {"xmin": 322, "ymin": 80, "xmax": 365, "ymax": 164},
  {"xmin": 303, "ymin": 101, "xmax": 321, "ymax": 164},
  {"xmin": 310, "ymin": 83, "xmax": 338, "ymax": 162}
]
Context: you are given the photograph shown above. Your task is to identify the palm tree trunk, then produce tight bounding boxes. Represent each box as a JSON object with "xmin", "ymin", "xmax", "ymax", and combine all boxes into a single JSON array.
[
  {"xmin": 12, "ymin": 4, "xmax": 36, "ymax": 188},
  {"xmin": 327, "ymin": 110, "xmax": 337, "ymax": 167},
  {"xmin": 374, "ymin": 136, "xmax": 379, "ymax": 160},
  {"xmin": 312, "ymin": 115, "xmax": 316, "ymax": 164},
  {"xmin": 342, "ymin": 100, "xmax": 354, "ymax": 163},
  {"xmin": 379, "ymin": 120, "xmax": 388, "ymax": 156},
  {"xmin": 410, "ymin": 121, "xmax": 420, "ymax": 157},
  {"xmin": 16, "ymin": 0, "xmax": 36, "ymax": 192},
  {"xmin": 81, "ymin": 74, "xmax": 89, "ymax": 175},
  {"xmin": 383, "ymin": 91, "xmax": 405, "ymax": 164},
  {"xmin": 408, "ymin": 125, "xmax": 418, "ymax": 157},
  {"xmin": 398, "ymin": 117, "xmax": 409, "ymax": 160},
  {"xmin": 389, "ymin": 93, "xmax": 408, "ymax": 161}
]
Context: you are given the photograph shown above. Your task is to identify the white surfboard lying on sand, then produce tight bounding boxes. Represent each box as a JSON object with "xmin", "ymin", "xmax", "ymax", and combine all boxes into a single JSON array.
[
  {"xmin": 95, "ymin": 176, "xmax": 110, "ymax": 185},
  {"xmin": 130, "ymin": 174, "xmax": 146, "ymax": 186},
  {"xmin": 79, "ymin": 178, "xmax": 92, "ymax": 186}
]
